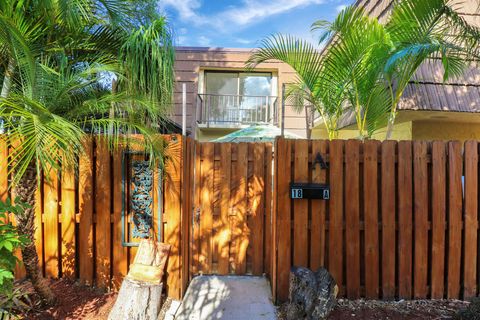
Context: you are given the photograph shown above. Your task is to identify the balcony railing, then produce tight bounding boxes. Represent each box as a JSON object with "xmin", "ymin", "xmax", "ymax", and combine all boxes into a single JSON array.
[{"xmin": 197, "ymin": 94, "xmax": 278, "ymax": 127}]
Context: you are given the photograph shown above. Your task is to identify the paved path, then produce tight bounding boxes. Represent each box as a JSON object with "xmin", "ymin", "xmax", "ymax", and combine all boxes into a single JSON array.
[{"xmin": 175, "ymin": 275, "xmax": 276, "ymax": 320}]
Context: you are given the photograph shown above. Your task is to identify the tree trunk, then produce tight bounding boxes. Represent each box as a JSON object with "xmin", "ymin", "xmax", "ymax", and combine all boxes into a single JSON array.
[
  {"xmin": 385, "ymin": 113, "xmax": 396, "ymax": 140},
  {"xmin": 108, "ymin": 278, "xmax": 163, "ymax": 320},
  {"xmin": 14, "ymin": 162, "xmax": 56, "ymax": 305}
]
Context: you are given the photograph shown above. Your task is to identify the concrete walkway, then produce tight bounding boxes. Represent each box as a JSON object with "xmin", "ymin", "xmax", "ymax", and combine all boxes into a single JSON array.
[{"xmin": 175, "ymin": 275, "xmax": 277, "ymax": 320}]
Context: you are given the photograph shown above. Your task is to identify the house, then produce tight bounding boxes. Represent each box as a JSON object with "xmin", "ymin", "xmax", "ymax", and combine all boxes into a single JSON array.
[
  {"xmin": 310, "ymin": 0, "xmax": 480, "ymax": 141},
  {"xmin": 172, "ymin": 0, "xmax": 480, "ymax": 142},
  {"xmin": 172, "ymin": 47, "xmax": 309, "ymax": 141}
]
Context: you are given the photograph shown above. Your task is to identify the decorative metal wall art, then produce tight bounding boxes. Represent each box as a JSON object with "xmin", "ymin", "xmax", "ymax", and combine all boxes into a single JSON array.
[{"xmin": 121, "ymin": 151, "xmax": 162, "ymax": 247}]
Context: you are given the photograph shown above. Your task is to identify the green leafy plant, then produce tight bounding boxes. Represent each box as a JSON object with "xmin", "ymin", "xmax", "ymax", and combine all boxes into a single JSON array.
[{"xmin": 0, "ymin": 199, "xmax": 30, "ymax": 319}]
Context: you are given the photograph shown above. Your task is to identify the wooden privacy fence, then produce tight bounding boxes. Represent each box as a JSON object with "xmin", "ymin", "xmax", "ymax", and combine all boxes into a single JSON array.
[
  {"xmin": 1, "ymin": 134, "xmax": 189, "ymax": 300},
  {"xmin": 273, "ymin": 138, "xmax": 480, "ymax": 302},
  {"xmin": 189, "ymin": 142, "xmax": 273, "ymax": 277}
]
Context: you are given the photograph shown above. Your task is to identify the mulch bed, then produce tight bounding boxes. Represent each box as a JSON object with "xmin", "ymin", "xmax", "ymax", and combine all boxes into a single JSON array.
[
  {"xmin": 277, "ymin": 299, "xmax": 472, "ymax": 320},
  {"xmin": 20, "ymin": 279, "xmax": 117, "ymax": 320},
  {"xmin": 17, "ymin": 278, "xmax": 174, "ymax": 320}
]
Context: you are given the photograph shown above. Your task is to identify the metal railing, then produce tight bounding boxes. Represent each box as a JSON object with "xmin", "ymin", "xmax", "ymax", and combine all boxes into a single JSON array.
[{"xmin": 197, "ymin": 94, "xmax": 278, "ymax": 127}]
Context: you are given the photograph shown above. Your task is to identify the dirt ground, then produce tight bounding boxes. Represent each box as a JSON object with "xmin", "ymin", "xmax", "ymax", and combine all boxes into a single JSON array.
[
  {"xmin": 23, "ymin": 279, "xmax": 117, "ymax": 320},
  {"xmin": 277, "ymin": 298, "xmax": 472, "ymax": 320},
  {"xmin": 19, "ymin": 279, "xmax": 174, "ymax": 320}
]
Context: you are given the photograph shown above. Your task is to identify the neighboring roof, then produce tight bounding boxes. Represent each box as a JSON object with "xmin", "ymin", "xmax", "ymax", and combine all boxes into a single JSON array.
[
  {"xmin": 352, "ymin": 0, "xmax": 480, "ymax": 114},
  {"xmin": 212, "ymin": 124, "xmax": 301, "ymax": 142}
]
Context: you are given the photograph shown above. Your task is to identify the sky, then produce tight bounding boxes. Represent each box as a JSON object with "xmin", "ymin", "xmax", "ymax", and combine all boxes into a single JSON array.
[{"xmin": 158, "ymin": 0, "xmax": 353, "ymax": 48}]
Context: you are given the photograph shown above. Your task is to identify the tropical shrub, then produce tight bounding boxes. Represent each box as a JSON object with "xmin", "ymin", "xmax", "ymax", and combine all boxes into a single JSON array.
[
  {"xmin": 0, "ymin": 199, "xmax": 31, "ymax": 318},
  {"xmin": 248, "ymin": 0, "xmax": 480, "ymax": 140}
]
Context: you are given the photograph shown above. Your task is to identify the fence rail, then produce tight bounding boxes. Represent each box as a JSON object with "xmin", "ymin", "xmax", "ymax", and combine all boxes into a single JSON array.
[
  {"xmin": 3, "ymin": 136, "xmax": 480, "ymax": 303},
  {"xmin": 272, "ymin": 138, "xmax": 480, "ymax": 302},
  {"xmin": 1, "ymin": 134, "xmax": 187, "ymax": 300}
]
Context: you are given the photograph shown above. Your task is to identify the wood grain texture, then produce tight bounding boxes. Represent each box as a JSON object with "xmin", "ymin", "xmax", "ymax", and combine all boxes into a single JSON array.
[
  {"xmin": 310, "ymin": 140, "xmax": 328, "ymax": 270},
  {"xmin": 413, "ymin": 141, "xmax": 428, "ymax": 299},
  {"xmin": 112, "ymin": 149, "xmax": 127, "ymax": 290},
  {"xmin": 381, "ymin": 141, "xmax": 395, "ymax": 299},
  {"xmin": 397, "ymin": 141, "xmax": 413, "ymax": 299},
  {"xmin": 95, "ymin": 137, "xmax": 111, "ymax": 288},
  {"xmin": 293, "ymin": 139, "xmax": 309, "ymax": 267},
  {"xmin": 251, "ymin": 143, "xmax": 265, "ymax": 275},
  {"xmin": 345, "ymin": 139, "xmax": 360, "ymax": 298},
  {"xmin": 44, "ymin": 167, "xmax": 59, "ymax": 278},
  {"xmin": 61, "ymin": 162, "xmax": 75, "ymax": 278},
  {"xmin": 218, "ymin": 143, "xmax": 231, "ymax": 274},
  {"xmin": 431, "ymin": 141, "xmax": 446, "ymax": 299},
  {"xmin": 363, "ymin": 140, "xmax": 379, "ymax": 299},
  {"xmin": 463, "ymin": 141, "xmax": 478, "ymax": 299},
  {"xmin": 447, "ymin": 141, "xmax": 462, "ymax": 299},
  {"xmin": 329, "ymin": 140, "xmax": 344, "ymax": 296},
  {"xmin": 276, "ymin": 138, "xmax": 292, "ymax": 302}
]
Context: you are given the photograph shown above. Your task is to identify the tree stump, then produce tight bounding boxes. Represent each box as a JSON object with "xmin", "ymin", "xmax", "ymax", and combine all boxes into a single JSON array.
[
  {"xmin": 108, "ymin": 278, "xmax": 163, "ymax": 320},
  {"xmin": 287, "ymin": 267, "xmax": 338, "ymax": 320},
  {"xmin": 108, "ymin": 240, "xmax": 170, "ymax": 320}
]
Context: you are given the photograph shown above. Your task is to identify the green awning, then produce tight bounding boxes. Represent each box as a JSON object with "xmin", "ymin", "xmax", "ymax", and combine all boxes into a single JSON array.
[{"xmin": 212, "ymin": 125, "xmax": 301, "ymax": 143}]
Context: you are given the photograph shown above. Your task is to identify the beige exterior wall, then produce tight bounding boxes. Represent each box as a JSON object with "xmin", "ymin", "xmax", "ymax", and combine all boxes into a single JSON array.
[
  {"xmin": 412, "ymin": 121, "xmax": 480, "ymax": 142},
  {"xmin": 311, "ymin": 121, "xmax": 413, "ymax": 140},
  {"xmin": 172, "ymin": 47, "xmax": 308, "ymax": 141}
]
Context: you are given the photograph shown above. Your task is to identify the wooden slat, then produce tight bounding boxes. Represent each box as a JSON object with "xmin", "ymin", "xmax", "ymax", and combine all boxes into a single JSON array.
[
  {"xmin": 264, "ymin": 143, "xmax": 273, "ymax": 277},
  {"xmin": 276, "ymin": 138, "xmax": 292, "ymax": 302},
  {"xmin": 218, "ymin": 143, "xmax": 231, "ymax": 274},
  {"xmin": 363, "ymin": 140, "xmax": 379, "ymax": 299},
  {"xmin": 251, "ymin": 143, "xmax": 265, "ymax": 275},
  {"xmin": 44, "ymin": 167, "xmax": 59, "ymax": 278},
  {"xmin": 112, "ymin": 149, "xmax": 127, "ymax": 290},
  {"xmin": 199, "ymin": 142, "xmax": 214, "ymax": 273},
  {"xmin": 34, "ymin": 182, "xmax": 43, "ymax": 275},
  {"xmin": 310, "ymin": 140, "xmax": 328, "ymax": 270},
  {"xmin": 447, "ymin": 141, "xmax": 462, "ymax": 299},
  {"xmin": 345, "ymin": 139, "xmax": 360, "ymax": 298},
  {"xmin": 381, "ymin": 141, "xmax": 395, "ymax": 299},
  {"xmin": 79, "ymin": 137, "xmax": 94, "ymax": 285},
  {"xmin": 95, "ymin": 137, "xmax": 111, "ymax": 288},
  {"xmin": 329, "ymin": 140, "xmax": 344, "ymax": 296},
  {"xmin": 61, "ymin": 162, "xmax": 75, "ymax": 278},
  {"xmin": 397, "ymin": 141, "xmax": 413, "ymax": 299},
  {"xmin": 463, "ymin": 140, "xmax": 478, "ymax": 299},
  {"xmin": 164, "ymin": 135, "xmax": 183, "ymax": 299},
  {"xmin": 232, "ymin": 143, "xmax": 248, "ymax": 274},
  {"xmin": 413, "ymin": 141, "xmax": 428, "ymax": 299},
  {"xmin": 293, "ymin": 139, "xmax": 309, "ymax": 267},
  {"xmin": 431, "ymin": 141, "xmax": 446, "ymax": 299},
  {"xmin": 191, "ymin": 141, "xmax": 201, "ymax": 275}
]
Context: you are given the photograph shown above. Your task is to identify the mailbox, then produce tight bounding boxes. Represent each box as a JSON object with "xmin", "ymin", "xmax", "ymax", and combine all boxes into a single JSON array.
[{"xmin": 290, "ymin": 183, "xmax": 330, "ymax": 200}]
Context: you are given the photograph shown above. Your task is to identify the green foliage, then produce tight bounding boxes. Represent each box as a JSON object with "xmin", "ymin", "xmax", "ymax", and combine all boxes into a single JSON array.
[
  {"xmin": 0, "ymin": 0, "xmax": 176, "ymax": 183},
  {"xmin": 249, "ymin": 0, "xmax": 480, "ymax": 140},
  {"xmin": 0, "ymin": 199, "xmax": 29, "ymax": 294}
]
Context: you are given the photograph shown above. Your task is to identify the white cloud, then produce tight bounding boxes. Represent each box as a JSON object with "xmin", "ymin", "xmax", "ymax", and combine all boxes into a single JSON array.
[
  {"xmin": 160, "ymin": 0, "xmax": 202, "ymax": 21},
  {"xmin": 235, "ymin": 38, "xmax": 253, "ymax": 45},
  {"xmin": 197, "ymin": 35, "xmax": 212, "ymax": 46},
  {"xmin": 162, "ymin": 0, "xmax": 329, "ymax": 29},
  {"xmin": 221, "ymin": 0, "xmax": 326, "ymax": 27},
  {"xmin": 335, "ymin": 4, "xmax": 347, "ymax": 12},
  {"xmin": 177, "ymin": 36, "xmax": 188, "ymax": 45}
]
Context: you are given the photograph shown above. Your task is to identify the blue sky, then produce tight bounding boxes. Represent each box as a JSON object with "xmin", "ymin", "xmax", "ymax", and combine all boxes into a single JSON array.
[{"xmin": 159, "ymin": 0, "xmax": 353, "ymax": 48}]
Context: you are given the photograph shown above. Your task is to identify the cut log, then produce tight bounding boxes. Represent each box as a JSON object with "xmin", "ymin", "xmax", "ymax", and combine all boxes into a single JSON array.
[
  {"xmin": 108, "ymin": 278, "xmax": 162, "ymax": 320},
  {"xmin": 108, "ymin": 240, "xmax": 171, "ymax": 320}
]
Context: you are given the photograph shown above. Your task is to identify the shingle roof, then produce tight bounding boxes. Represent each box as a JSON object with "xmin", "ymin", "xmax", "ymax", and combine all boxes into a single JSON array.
[{"xmin": 354, "ymin": 0, "xmax": 480, "ymax": 113}]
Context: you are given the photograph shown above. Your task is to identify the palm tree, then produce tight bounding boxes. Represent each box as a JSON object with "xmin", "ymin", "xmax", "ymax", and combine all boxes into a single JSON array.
[
  {"xmin": 0, "ymin": 0, "xmax": 175, "ymax": 304},
  {"xmin": 248, "ymin": 0, "xmax": 480, "ymax": 140}
]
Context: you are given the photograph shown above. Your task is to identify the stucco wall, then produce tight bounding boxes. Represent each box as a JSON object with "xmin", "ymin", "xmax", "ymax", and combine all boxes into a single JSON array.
[
  {"xmin": 311, "ymin": 121, "xmax": 413, "ymax": 141},
  {"xmin": 412, "ymin": 120, "xmax": 480, "ymax": 141}
]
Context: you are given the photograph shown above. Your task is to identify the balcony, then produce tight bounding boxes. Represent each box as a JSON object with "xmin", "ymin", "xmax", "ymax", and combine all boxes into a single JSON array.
[{"xmin": 196, "ymin": 93, "xmax": 278, "ymax": 128}]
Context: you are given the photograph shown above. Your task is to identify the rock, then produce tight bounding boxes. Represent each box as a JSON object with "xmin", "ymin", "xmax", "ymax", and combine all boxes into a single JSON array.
[
  {"xmin": 454, "ymin": 297, "xmax": 480, "ymax": 320},
  {"xmin": 286, "ymin": 267, "xmax": 338, "ymax": 320}
]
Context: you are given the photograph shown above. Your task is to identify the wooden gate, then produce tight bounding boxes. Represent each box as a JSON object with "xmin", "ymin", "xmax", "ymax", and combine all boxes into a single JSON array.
[{"xmin": 189, "ymin": 142, "xmax": 273, "ymax": 277}]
